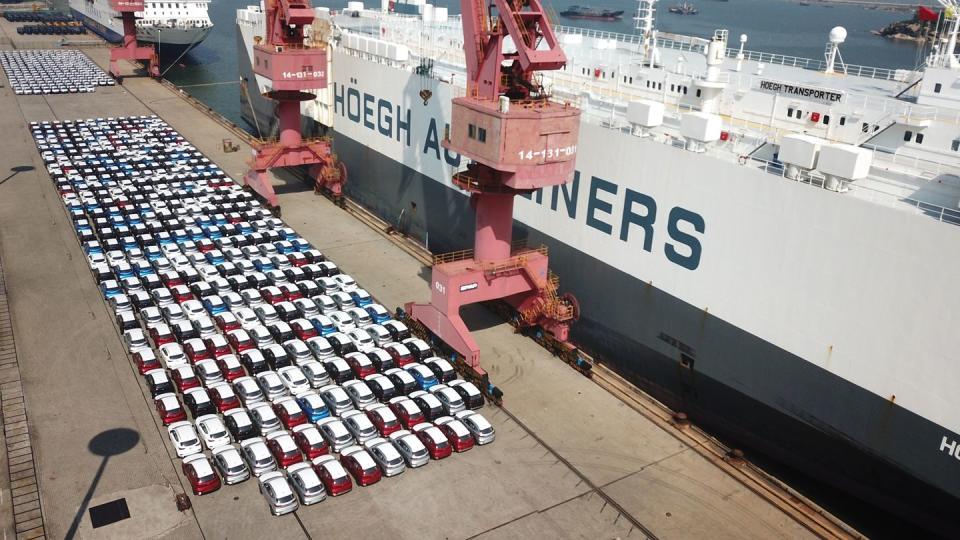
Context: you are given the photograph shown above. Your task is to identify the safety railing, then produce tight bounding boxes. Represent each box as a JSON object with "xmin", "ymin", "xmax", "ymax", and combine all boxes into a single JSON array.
[{"xmin": 432, "ymin": 244, "xmax": 548, "ymax": 266}]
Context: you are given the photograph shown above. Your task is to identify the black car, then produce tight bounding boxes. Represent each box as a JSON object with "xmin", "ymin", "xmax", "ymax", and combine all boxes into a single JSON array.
[
  {"xmin": 145, "ymin": 370, "xmax": 174, "ymax": 397},
  {"xmin": 327, "ymin": 334, "xmax": 357, "ymax": 357},
  {"xmin": 116, "ymin": 311, "xmax": 140, "ymax": 332},
  {"xmin": 189, "ymin": 281, "xmax": 215, "ymax": 299},
  {"xmin": 142, "ymin": 274, "xmax": 164, "ymax": 291},
  {"xmin": 282, "ymin": 267, "xmax": 307, "ymax": 283},
  {"xmin": 386, "ymin": 370, "xmax": 417, "ymax": 396},
  {"xmin": 450, "ymin": 381, "xmax": 485, "ymax": 410},
  {"xmin": 262, "ymin": 344, "xmax": 292, "ymax": 370},
  {"xmin": 404, "ymin": 339, "xmax": 432, "ymax": 362},
  {"xmin": 382, "ymin": 320, "xmax": 411, "ymax": 342},
  {"xmin": 425, "ymin": 358, "xmax": 456, "ymax": 384},
  {"xmin": 228, "ymin": 275, "xmax": 253, "ymax": 293},
  {"xmin": 91, "ymin": 265, "xmax": 114, "ymax": 283},
  {"xmin": 295, "ymin": 280, "xmax": 321, "ymax": 298},
  {"xmin": 240, "ymin": 350, "xmax": 270, "ymax": 375},
  {"xmin": 267, "ymin": 322, "xmax": 295, "ymax": 344},
  {"xmin": 128, "ymin": 291, "xmax": 154, "ymax": 311},
  {"xmin": 274, "ymin": 302, "xmax": 299, "ymax": 323},
  {"xmin": 365, "ymin": 375, "xmax": 397, "ymax": 403},
  {"xmin": 224, "ymin": 410, "xmax": 259, "ymax": 442},
  {"xmin": 367, "ymin": 349, "xmax": 395, "ymax": 373},
  {"xmin": 249, "ymin": 272, "xmax": 270, "ymax": 289},
  {"xmin": 184, "ymin": 388, "xmax": 217, "ymax": 417},
  {"xmin": 411, "ymin": 393, "xmax": 443, "ymax": 422},
  {"xmin": 322, "ymin": 358, "xmax": 354, "ymax": 385},
  {"xmin": 172, "ymin": 320, "xmax": 200, "ymax": 343}
]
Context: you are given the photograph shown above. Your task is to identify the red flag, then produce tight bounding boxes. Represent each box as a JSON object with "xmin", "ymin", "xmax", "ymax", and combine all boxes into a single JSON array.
[{"xmin": 918, "ymin": 6, "xmax": 939, "ymax": 22}]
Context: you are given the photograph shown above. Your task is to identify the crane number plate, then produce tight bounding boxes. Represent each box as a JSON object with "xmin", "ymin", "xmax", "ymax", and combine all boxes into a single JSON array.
[
  {"xmin": 281, "ymin": 70, "xmax": 325, "ymax": 79},
  {"xmin": 517, "ymin": 145, "xmax": 577, "ymax": 161}
]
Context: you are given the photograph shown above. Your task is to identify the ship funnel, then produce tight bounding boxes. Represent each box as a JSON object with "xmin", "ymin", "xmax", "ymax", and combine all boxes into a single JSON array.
[
  {"xmin": 680, "ymin": 112, "xmax": 721, "ymax": 153},
  {"xmin": 779, "ymin": 134, "xmax": 823, "ymax": 180},
  {"xmin": 627, "ymin": 100, "xmax": 664, "ymax": 137},
  {"xmin": 816, "ymin": 143, "xmax": 872, "ymax": 192}
]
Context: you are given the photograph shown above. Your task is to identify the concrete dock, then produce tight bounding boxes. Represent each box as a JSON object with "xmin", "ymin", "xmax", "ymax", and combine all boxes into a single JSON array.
[{"xmin": 0, "ymin": 30, "xmax": 859, "ymax": 540}]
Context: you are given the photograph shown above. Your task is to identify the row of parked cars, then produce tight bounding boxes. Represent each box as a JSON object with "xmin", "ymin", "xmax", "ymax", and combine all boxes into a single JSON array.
[
  {"xmin": 0, "ymin": 50, "xmax": 112, "ymax": 95},
  {"xmin": 36, "ymin": 116, "xmax": 495, "ymax": 516}
]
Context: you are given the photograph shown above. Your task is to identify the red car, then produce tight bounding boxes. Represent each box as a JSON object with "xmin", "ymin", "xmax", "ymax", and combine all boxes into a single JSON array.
[
  {"xmin": 203, "ymin": 335, "xmax": 232, "ymax": 359},
  {"xmin": 345, "ymin": 353, "xmax": 376, "ymax": 379},
  {"xmin": 197, "ymin": 239, "xmax": 216, "ymax": 253},
  {"xmin": 273, "ymin": 398, "xmax": 307, "ymax": 430},
  {"xmin": 170, "ymin": 284, "xmax": 193, "ymax": 304},
  {"xmin": 292, "ymin": 425, "xmax": 330, "ymax": 459},
  {"xmin": 160, "ymin": 270, "xmax": 184, "ymax": 289},
  {"xmin": 183, "ymin": 338, "xmax": 211, "ymax": 364},
  {"xmin": 149, "ymin": 324, "xmax": 177, "ymax": 347},
  {"xmin": 413, "ymin": 424, "xmax": 452, "ymax": 460},
  {"xmin": 278, "ymin": 283, "xmax": 303, "ymax": 302},
  {"xmin": 171, "ymin": 365, "xmax": 201, "ymax": 392},
  {"xmin": 384, "ymin": 343, "xmax": 414, "ymax": 368},
  {"xmin": 209, "ymin": 383, "xmax": 241, "ymax": 413},
  {"xmin": 182, "ymin": 454, "xmax": 221, "ymax": 495},
  {"xmin": 215, "ymin": 354, "xmax": 246, "ymax": 382},
  {"xmin": 340, "ymin": 447, "xmax": 381, "ymax": 486},
  {"xmin": 287, "ymin": 252, "xmax": 308, "ymax": 267},
  {"xmin": 311, "ymin": 456, "xmax": 352, "ymax": 496},
  {"xmin": 227, "ymin": 329, "xmax": 256, "ymax": 354},
  {"xmin": 155, "ymin": 393, "xmax": 188, "ymax": 425},
  {"xmin": 435, "ymin": 419, "xmax": 475, "ymax": 452},
  {"xmin": 260, "ymin": 286, "xmax": 284, "ymax": 305},
  {"xmin": 134, "ymin": 350, "xmax": 161, "ymax": 375},
  {"xmin": 290, "ymin": 319, "xmax": 318, "ymax": 341},
  {"xmin": 214, "ymin": 312, "xmax": 241, "ymax": 333},
  {"xmin": 266, "ymin": 432, "xmax": 304, "ymax": 468},
  {"xmin": 366, "ymin": 405, "xmax": 401, "ymax": 437},
  {"xmin": 388, "ymin": 397, "xmax": 425, "ymax": 430}
]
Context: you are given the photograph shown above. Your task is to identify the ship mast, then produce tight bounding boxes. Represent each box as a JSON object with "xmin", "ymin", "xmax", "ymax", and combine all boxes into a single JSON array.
[{"xmin": 634, "ymin": 0, "xmax": 658, "ymax": 66}]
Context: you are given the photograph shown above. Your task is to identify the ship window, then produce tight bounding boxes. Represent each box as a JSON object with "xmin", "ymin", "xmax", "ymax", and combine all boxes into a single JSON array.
[
  {"xmin": 916, "ymin": 133, "xmax": 924, "ymax": 144},
  {"xmin": 468, "ymin": 124, "xmax": 476, "ymax": 139},
  {"xmin": 935, "ymin": 83, "xmax": 942, "ymax": 93},
  {"xmin": 904, "ymin": 130, "xmax": 913, "ymax": 142},
  {"xmin": 795, "ymin": 109, "xmax": 802, "ymax": 118},
  {"xmin": 839, "ymin": 116, "xmax": 846, "ymax": 126},
  {"xmin": 658, "ymin": 82, "xmax": 662, "ymax": 90},
  {"xmin": 873, "ymin": 124, "xmax": 880, "ymax": 132},
  {"xmin": 629, "ymin": 77, "xmax": 633, "ymax": 84},
  {"xmin": 683, "ymin": 86, "xmax": 687, "ymax": 94},
  {"xmin": 477, "ymin": 128, "xmax": 487, "ymax": 143},
  {"xmin": 696, "ymin": 89, "xmax": 701, "ymax": 98},
  {"xmin": 952, "ymin": 140, "xmax": 960, "ymax": 152},
  {"xmin": 861, "ymin": 122, "xmax": 869, "ymax": 133},
  {"xmin": 670, "ymin": 84, "xmax": 675, "ymax": 92},
  {"xmin": 822, "ymin": 115, "xmax": 830, "ymax": 125},
  {"xmin": 787, "ymin": 107, "xmax": 794, "ymax": 117}
]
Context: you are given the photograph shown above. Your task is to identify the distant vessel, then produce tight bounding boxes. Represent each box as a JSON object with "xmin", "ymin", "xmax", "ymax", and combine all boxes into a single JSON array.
[
  {"xmin": 559, "ymin": 5, "xmax": 625, "ymax": 20},
  {"xmin": 668, "ymin": 2, "xmax": 698, "ymax": 14},
  {"xmin": 70, "ymin": 0, "xmax": 213, "ymax": 52}
]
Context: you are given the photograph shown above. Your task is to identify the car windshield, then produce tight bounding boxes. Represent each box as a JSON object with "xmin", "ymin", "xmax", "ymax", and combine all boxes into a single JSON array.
[
  {"xmin": 210, "ymin": 430, "xmax": 227, "ymax": 439},
  {"xmin": 276, "ymin": 493, "xmax": 294, "ymax": 504},
  {"xmin": 196, "ymin": 471, "xmax": 215, "ymax": 482},
  {"xmin": 182, "ymin": 437, "xmax": 199, "ymax": 446}
]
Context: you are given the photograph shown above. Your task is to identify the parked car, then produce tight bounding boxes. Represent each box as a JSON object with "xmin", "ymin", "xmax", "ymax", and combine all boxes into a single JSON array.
[
  {"xmin": 342, "ymin": 380, "xmax": 377, "ymax": 409},
  {"xmin": 211, "ymin": 444, "xmax": 251, "ymax": 485},
  {"xmin": 167, "ymin": 420, "xmax": 202, "ymax": 458},
  {"xmin": 286, "ymin": 462, "xmax": 327, "ymax": 506},
  {"xmin": 364, "ymin": 403, "xmax": 401, "ymax": 437},
  {"xmin": 339, "ymin": 446, "xmax": 381, "ymax": 486},
  {"xmin": 233, "ymin": 376, "xmax": 266, "ymax": 407},
  {"xmin": 405, "ymin": 363, "xmax": 439, "ymax": 391},
  {"xmin": 318, "ymin": 384, "xmax": 355, "ymax": 416},
  {"xmin": 195, "ymin": 414, "xmax": 231, "ymax": 450},
  {"xmin": 384, "ymin": 368, "xmax": 417, "ymax": 396},
  {"xmin": 448, "ymin": 379, "xmax": 485, "ymax": 410},
  {"xmin": 387, "ymin": 396, "xmax": 425, "ymax": 430},
  {"xmin": 154, "ymin": 392, "xmax": 187, "ymax": 425},
  {"xmin": 250, "ymin": 403, "xmax": 283, "ymax": 435},
  {"xmin": 456, "ymin": 410, "xmax": 496, "ymax": 445},
  {"xmin": 146, "ymin": 369, "xmax": 175, "ymax": 398},
  {"xmin": 272, "ymin": 396, "xmax": 308, "ymax": 429},
  {"xmin": 184, "ymin": 387, "xmax": 217, "ymax": 417},
  {"xmin": 364, "ymin": 373, "xmax": 398, "ymax": 403},
  {"xmin": 425, "ymin": 357, "xmax": 457, "ymax": 384},
  {"xmin": 363, "ymin": 437, "xmax": 406, "ymax": 477},
  {"xmin": 315, "ymin": 417, "xmax": 355, "ymax": 453},
  {"xmin": 294, "ymin": 391, "xmax": 330, "ymax": 422},
  {"xmin": 411, "ymin": 423, "xmax": 452, "ymax": 460},
  {"xmin": 299, "ymin": 360, "xmax": 331, "ymax": 389},
  {"xmin": 208, "ymin": 382, "xmax": 241, "ymax": 413},
  {"xmin": 181, "ymin": 453, "xmax": 221, "ymax": 495},
  {"xmin": 258, "ymin": 471, "xmax": 299, "ymax": 516},
  {"xmin": 434, "ymin": 416, "xmax": 476, "ymax": 452},
  {"xmin": 224, "ymin": 408, "xmax": 259, "ymax": 442},
  {"xmin": 340, "ymin": 410, "xmax": 379, "ymax": 444},
  {"xmin": 291, "ymin": 424, "xmax": 329, "ymax": 459},
  {"xmin": 429, "ymin": 384, "xmax": 467, "ymax": 415},
  {"xmin": 310, "ymin": 455, "xmax": 352, "ymax": 497},
  {"xmin": 266, "ymin": 431, "xmax": 304, "ymax": 468}
]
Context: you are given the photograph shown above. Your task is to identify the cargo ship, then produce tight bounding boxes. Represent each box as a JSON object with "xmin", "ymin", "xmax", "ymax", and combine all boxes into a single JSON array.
[
  {"xmin": 559, "ymin": 5, "xmax": 625, "ymax": 20},
  {"xmin": 236, "ymin": 0, "xmax": 960, "ymax": 534},
  {"xmin": 69, "ymin": 0, "xmax": 213, "ymax": 51}
]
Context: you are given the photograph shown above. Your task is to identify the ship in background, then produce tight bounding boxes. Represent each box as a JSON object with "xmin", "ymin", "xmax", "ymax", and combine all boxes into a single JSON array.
[
  {"xmin": 559, "ymin": 5, "xmax": 626, "ymax": 21},
  {"xmin": 237, "ymin": 0, "xmax": 960, "ymax": 534},
  {"xmin": 70, "ymin": 0, "xmax": 213, "ymax": 51}
]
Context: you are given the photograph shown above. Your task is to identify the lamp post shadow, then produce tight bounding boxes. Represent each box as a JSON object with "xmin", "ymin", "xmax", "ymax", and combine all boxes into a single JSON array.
[
  {"xmin": 0, "ymin": 165, "xmax": 34, "ymax": 187},
  {"xmin": 64, "ymin": 428, "xmax": 140, "ymax": 540}
]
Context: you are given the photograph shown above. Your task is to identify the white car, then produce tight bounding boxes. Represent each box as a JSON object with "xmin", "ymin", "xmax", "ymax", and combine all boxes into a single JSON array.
[
  {"xmin": 167, "ymin": 420, "xmax": 202, "ymax": 458},
  {"xmin": 258, "ymin": 471, "xmax": 298, "ymax": 516},
  {"xmin": 328, "ymin": 311, "xmax": 355, "ymax": 333},
  {"xmin": 456, "ymin": 410, "xmax": 496, "ymax": 445},
  {"xmin": 195, "ymin": 414, "xmax": 231, "ymax": 450},
  {"xmin": 140, "ymin": 306, "xmax": 165, "ymax": 330},
  {"xmin": 123, "ymin": 328, "xmax": 149, "ymax": 353},
  {"xmin": 346, "ymin": 328, "xmax": 375, "ymax": 352},
  {"xmin": 313, "ymin": 294, "xmax": 338, "ymax": 314},
  {"xmin": 211, "ymin": 444, "xmax": 251, "ymax": 485},
  {"xmin": 344, "ymin": 307, "xmax": 372, "ymax": 328},
  {"xmin": 286, "ymin": 462, "xmax": 326, "ymax": 505},
  {"xmin": 282, "ymin": 339, "xmax": 313, "ymax": 365},
  {"xmin": 277, "ymin": 366, "xmax": 311, "ymax": 395},
  {"xmin": 158, "ymin": 343, "xmax": 189, "ymax": 370},
  {"xmin": 181, "ymin": 299, "xmax": 207, "ymax": 321},
  {"xmin": 233, "ymin": 307, "xmax": 261, "ymax": 330},
  {"xmin": 333, "ymin": 274, "xmax": 357, "ymax": 292}
]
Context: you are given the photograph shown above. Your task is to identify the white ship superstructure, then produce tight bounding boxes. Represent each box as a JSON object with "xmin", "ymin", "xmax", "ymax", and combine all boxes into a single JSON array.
[
  {"xmin": 71, "ymin": 0, "xmax": 213, "ymax": 49},
  {"xmin": 237, "ymin": 1, "xmax": 960, "ymax": 533}
]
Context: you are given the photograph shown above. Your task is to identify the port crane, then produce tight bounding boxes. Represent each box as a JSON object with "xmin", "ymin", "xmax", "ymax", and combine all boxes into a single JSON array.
[
  {"xmin": 405, "ymin": 0, "xmax": 581, "ymax": 379},
  {"xmin": 243, "ymin": 0, "xmax": 345, "ymax": 216},
  {"xmin": 108, "ymin": 0, "xmax": 160, "ymax": 80}
]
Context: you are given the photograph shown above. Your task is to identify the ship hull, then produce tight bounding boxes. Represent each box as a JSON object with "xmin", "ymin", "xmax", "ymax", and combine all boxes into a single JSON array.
[
  {"xmin": 235, "ymin": 25, "xmax": 960, "ymax": 536},
  {"xmin": 70, "ymin": 2, "xmax": 211, "ymax": 52}
]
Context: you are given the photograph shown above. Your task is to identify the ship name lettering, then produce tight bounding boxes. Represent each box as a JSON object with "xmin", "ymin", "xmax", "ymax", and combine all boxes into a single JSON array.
[
  {"xmin": 334, "ymin": 83, "xmax": 410, "ymax": 147},
  {"xmin": 939, "ymin": 436, "xmax": 960, "ymax": 460},
  {"xmin": 522, "ymin": 173, "xmax": 705, "ymax": 271}
]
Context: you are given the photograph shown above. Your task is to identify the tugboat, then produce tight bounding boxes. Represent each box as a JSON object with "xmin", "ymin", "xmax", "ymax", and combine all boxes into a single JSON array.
[
  {"xmin": 668, "ymin": 2, "xmax": 698, "ymax": 15},
  {"xmin": 559, "ymin": 5, "xmax": 625, "ymax": 20}
]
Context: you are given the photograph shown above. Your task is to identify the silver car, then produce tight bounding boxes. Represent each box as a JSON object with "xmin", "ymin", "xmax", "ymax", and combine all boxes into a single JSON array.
[
  {"xmin": 258, "ymin": 471, "xmax": 299, "ymax": 516},
  {"xmin": 342, "ymin": 380, "xmax": 377, "ymax": 409},
  {"xmin": 306, "ymin": 336, "xmax": 334, "ymax": 360},
  {"xmin": 390, "ymin": 429, "xmax": 430, "ymax": 469},
  {"xmin": 286, "ymin": 462, "xmax": 327, "ymax": 505},
  {"xmin": 250, "ymin": 403, "xmax": 283, "ymax": 435},
  {"xmin": 240, "ymin": 437, "xmax": 278, "ymax": 477},
  {"xmin": 455, "ymin": 410, "xmax": 496, "ymax": 445},
  {"xmin": 318, "ymin": 384, "xmax": 354, "ymax": 416},
  {"xmin": 233, "ymin": 376, "xmax": 266, "ymax": 407},
  {"xmin": 211, "ymin": 444, "xmax": 251, "ymax": 485},
  {"xmin": 341, "ymin": 410, "xmax": 378, "ymax": 444},
  {"xmin": 255, "ymin": 371, "xmax": 289, "ymax": 402},
  {"xmin": 364, "ymin": 437, "xmax": 406, "ymax": 477},
  {"xmin": 299, "ymin": 360, "xmax": 331, "ymax": 388},
  {"xmin": 429, "ymin": 384, "xmax": 466, "ymax": 415},
  {"xmin": 316, "ymin": 417, "xmax": 354, "ymax": 453}
]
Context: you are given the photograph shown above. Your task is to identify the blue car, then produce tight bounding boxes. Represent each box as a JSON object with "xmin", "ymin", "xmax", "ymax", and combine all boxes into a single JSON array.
[
  {"xmin": 202, "ymin": 296, "xmax": 227, "ymax": 316},
  {"xmin": 308, "ymin": 316, "xmax": 336, "ymax": 336},
  {"xmin": 296, "ymin": 394, "xmax": 330, "ymax": 422},
  {"xmin": 204, "ymin": 252, "xmax": 225, "ymax": 266},
  {"xmin": 82, "ymin": 241, "xmax": 103, "ymax": 256},
  {"xmin": 253, "ymin": 258, "xmax": 274, "ymax": 272},
  {"xmin": 134, "ymin": 261, "xmax": 155, "ymax": 277},
  {"xmin": 350, "ymin": 289, "xmax": 373, "ymax": 308},
  {"xmin": 364, "ymin": 304, "xmax": 391, "ymax": 324},
  {"xmin": 291, "ymin": 238, "xmax": 311, "ymax": 252},
  {"xmin": 406, "ymin": 364, "xmax": 438, "ymax": 391},
  {"xmin": 100, "ymin": 280, "xmax": 122, "ymax": 299},
  {"xmin": 203, "ymin": 225, "xmax": 223, "ymax": 240}
]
